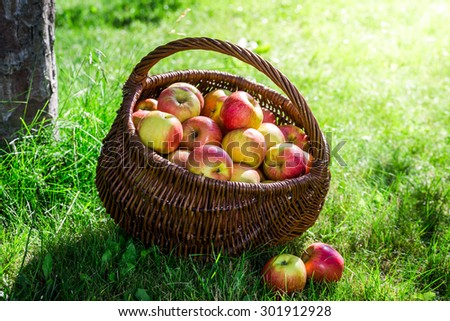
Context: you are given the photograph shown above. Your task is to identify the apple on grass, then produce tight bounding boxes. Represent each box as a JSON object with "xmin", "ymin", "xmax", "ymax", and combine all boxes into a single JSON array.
[
  {"xmin": 230, "ymin": 163, "xmax": 261, "ymax": 183},
  {"xmin": 135, "ymin": 98, "xmax": 158, "ymax": 111},
  {"xmin": 263, "ymin": 143, "xmax": 309, "ymax": 181},
  {"xmin": 186, "ymin": 145, "xmax": 233, "ymax": 181},
  {"xmin": 220, "ymin": 91, "xmax": 263, "ymax": 131},
  {"xmin": 257, "ymin": 122, "xmax": 285, "ymax": 149},
  {"xmin": 167, "ymin": 149, "xmax": 191, "ymax": 168},
  {"xmin": 262, "ymin": 108, "xmax": 277, "ymax": 124},
  {"xmin": 168, "ymin": 82, "xmax": 204, "ymax": 110},
  {"xmin": 279, "ymin": 125, "xmax": 309, "ymax": 150},
  {"xmin": 138, "ymin": 110, "xmax": 183, "ymax": 154},
  {"xmin": 301, "ymin": 243, "xmax": 345, "ymax": 282},
  {"xmin": 221, "ymin": 128, "xmax": 267, "ymax": 168},
  {"xmin": 180, "ymin": 116, "xmax": 223, "ymax": 150},
  {"xmin": 261, "ymin": 254, "xmax": 307, "ymax": 294},
  {"xmin": 157, "ymin": 85, "xmax": 202, "ymax": 122}
]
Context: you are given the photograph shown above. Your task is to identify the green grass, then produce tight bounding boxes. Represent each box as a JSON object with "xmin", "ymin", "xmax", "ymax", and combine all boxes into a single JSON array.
[{"xmin": 1, "ymin": 0, "xmax": 449, "ymax": 301}]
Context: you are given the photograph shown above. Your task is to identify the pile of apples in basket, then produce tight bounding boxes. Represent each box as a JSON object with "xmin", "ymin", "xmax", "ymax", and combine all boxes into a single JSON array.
[
  {"xmin": 133, "ymin": 82, "xmax": 344, "ymax": 293},
  {"xmin": 132, "ymin": 82, "xmax": 313, "ymax": 183}
]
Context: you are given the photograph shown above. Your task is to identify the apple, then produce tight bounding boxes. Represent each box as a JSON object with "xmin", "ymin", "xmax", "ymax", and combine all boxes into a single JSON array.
[
  {"xmin": 257, "ymin": 122, "xmax": 285, "ymax": 149},
  {"xmin": 132, "ymin": 109, "xmax": 151, "ymax": 130},
  {"xmin": 201, "ymin": 89, "xmax": 230, "ymax": 130},
  {"xmin": 261, "ymin": 254, "xmax": 307, "ymax": 294},
  {"xmin": 262, "ymin": 108, "xmax": 277, "ymax": 124},
  {"xmin": 301, "ymin": 242, "xmax": 345, "ymax": 282},
  {"xmin": 179, "ymin": 116, "xmax": 223, "ymax": 150},
  {"xmin": 186, "ymin": 145, "xmax": 233, "ymax": 181},
  {"xmin": 263, "ymin": 143, "xmax": 309, "ymax": 180},
  {"xmin": 157, "ymin": 85, "xmax": 202, "ymax": 122},
  {"xmin": 230, "ymin": 163, "xmax": 261, "ymax": 183},
  {"xmin": 168, "ymin": 82, "xmax": 204, "ymax": 110},
  {"xmin": 221, "ymin": 128, "xmax": 267, "ymax": 168},
  {"xmin": 167, "ymin": 149, "xmax": 191, "ymax": 168},
  {"xmin": 279, "ymin": 125, "xmax": 309, "ymax": 150},
  {"xmin": 138, "ymin": 110, "xmax": 183, "ymax": 154},
  {"xmin": 220, "ymin": 91, "xmax": 263, "ymax": 130},
  {"xmin": 135, "ymin": 98, "xmax": 158, "ymax": 111}
]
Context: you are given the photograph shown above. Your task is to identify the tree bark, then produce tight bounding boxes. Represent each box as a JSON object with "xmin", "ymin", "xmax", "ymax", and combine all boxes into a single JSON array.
[{"xmin": 0, "ymin": 0, "xmax": 58, "ymax": 144}]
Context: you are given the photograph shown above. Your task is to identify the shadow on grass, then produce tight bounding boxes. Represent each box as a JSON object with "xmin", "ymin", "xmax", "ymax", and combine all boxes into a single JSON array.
[
  {"xmin": 366, "ymin": 147, "xmax": 413, "ymax": 190},
  {"xmin": 363, "ymin": 148, "xmax": 449, "ymax": 299},
  {"xmin": 9, "ymin": 224, "xmax": 284, "ymax": 300}
]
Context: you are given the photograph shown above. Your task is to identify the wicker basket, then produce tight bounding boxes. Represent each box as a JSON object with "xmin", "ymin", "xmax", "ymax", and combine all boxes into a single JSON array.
[{"xmin": 95, "ymin": 37, "xmax": 331, "ymax": 256}]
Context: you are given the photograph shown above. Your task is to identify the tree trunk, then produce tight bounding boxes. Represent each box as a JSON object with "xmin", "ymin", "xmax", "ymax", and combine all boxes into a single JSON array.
[{"xmin": 0, "ymin": 0, "xmax": 58, "ymax": 144}]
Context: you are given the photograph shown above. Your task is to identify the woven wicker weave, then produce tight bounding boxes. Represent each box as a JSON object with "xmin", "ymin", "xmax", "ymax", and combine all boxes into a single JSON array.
[{"xmin": 95, "ymin": 37, "xmax": 331, "ymax": 256}]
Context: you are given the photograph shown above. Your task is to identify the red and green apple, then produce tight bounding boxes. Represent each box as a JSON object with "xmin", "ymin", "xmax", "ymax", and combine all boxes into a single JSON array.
[
  {"xmin": 138, "ymin": 110, "xmax": 183, "ymax": 154},
  {"xmin": 220, "ymin": 91, "xmax": 263, "ymax": 131},
  {"xmin": 180, "ymin": 116, "xmax": 223, "ymax": 150},
  {"xmin": 157, "ymin": 85, "xmax": 202, "ymax": 122},
  {"xmin": 221, "ymin": 128, "xmax": 267, "ymax": 168},
  {"xmin": 261, "ymin": 254, "xmax": 307, "ymax": 294},
  {"xmin": 186, "ymin": 145, "xmax": 233, "ymax": 181},
  {"xmin": 263, "ymin": 142, "xmax": 309, "ymax": 180},
  {"xmin": 301, "ymin": 242, "xmax": 345, "ymax": 282}
]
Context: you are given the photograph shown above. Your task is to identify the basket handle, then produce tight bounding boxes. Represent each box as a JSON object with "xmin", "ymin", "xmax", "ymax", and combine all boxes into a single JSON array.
[{"xmin": 125, "ymin": 37, "xmax": 329, "ymax": 163}]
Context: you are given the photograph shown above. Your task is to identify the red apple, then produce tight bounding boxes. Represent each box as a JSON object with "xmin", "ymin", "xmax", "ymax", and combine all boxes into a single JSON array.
[
  {"xmin": 263, "ymin": 143, "xmax": 309, "ymax": 181},
  {"xmin": 132, "ymin": 109, "xmax": 151, "ymax": 130},
  {"xmin": 186, "ymin": 145, "xmax": 233, "ymax": 181},
  {"xmin": 220, "ymin": 91, "xmax": 263, "ymax": 130},
  {"xmin": 262, "ymin": 108, "xmax": 277, "ymax": 124},
  {"xmin": 180, "ymin": 116, "xmax": 223, "ymax": 150},
  {"xmin": 201, "ymin": 89, "xmax": 230, "ymax": 130},
  {"xmin": 135, "ymin": 98, "xmax": 158, "ymax": 111},
  {"xmin": 262, "ymin": 254, "xmax": 307, "ymax": 294},
  {"xmin": 168, "ymin": 82, "xmax": 204, "ymax": 110},
  {"xmin": 167, "ymin": 149, "xmax": 191, "ymax": 168},
  {"xmin": 301, "ymin": 242, "xmax": 345, "ymax": 282},
  {"xmin": 257, "ymin": 122, "xmax": 285, "ymax": 149},
  {"xmin": 279, "ymin": 125, "xmax": 309, "ymax": 150},
  {"xmin": 221, "ymin": 128, "xmax": 267, "ymax": 168},
  {"xmin": 138, "ymin": 110, "xmax": 183, "ymax": 154},
  {"xmin": 157, "ymin": 85, "xmax": 201, "ymax": 122},
  {"xmin": 230, "ymin": 163, "xmax": 261, "ymax": 183}
]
